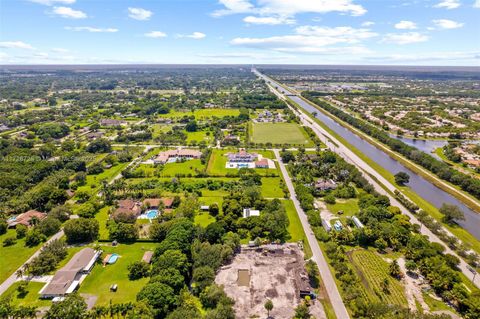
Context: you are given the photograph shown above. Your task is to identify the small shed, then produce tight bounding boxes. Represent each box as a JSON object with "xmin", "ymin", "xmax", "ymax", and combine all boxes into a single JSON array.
[{"xmin": 142, "ymin": 251, "xmax": 154, "ymax": 264}]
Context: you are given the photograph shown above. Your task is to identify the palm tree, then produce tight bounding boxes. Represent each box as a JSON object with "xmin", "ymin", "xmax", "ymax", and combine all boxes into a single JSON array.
[{"xmin": 264, "ymin": 299, "xmax": 274, "ymax": 318}]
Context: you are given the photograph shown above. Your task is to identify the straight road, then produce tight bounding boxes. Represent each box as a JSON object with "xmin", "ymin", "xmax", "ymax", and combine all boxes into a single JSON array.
[
  {"xmin": 273, "ymin": 149, "xmax": 350, "ymax": 319},
  {"xmin": 0, "ymin": 230, "xmax": 64, "ymax": 295},
  {"xmin": 259, "ymin": 71, "xmax": 480, "ymax": 289}
]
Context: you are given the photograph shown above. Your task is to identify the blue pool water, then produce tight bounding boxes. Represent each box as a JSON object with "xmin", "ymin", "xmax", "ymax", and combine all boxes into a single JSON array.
[
  {"xmin": 145, "ymin": 210, "xmax": 158, "ymax": 219},
  {"xmin": 108, "ymin": 253, "xmax": 119, "ymax": 264}
]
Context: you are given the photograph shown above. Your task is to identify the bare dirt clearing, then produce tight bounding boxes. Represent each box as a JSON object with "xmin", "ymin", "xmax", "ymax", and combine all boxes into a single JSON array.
[{"xmin": 216, "ymin": 243, "xmax": 325, "ymax": 319}]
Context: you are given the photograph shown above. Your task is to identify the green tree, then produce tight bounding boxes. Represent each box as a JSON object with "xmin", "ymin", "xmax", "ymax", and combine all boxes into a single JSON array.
[
  {"xmin": 439, "ymin": 203, "xmax": 465, "ymax": 224},
  {"xmin": 45, "ymin": 294, "xmax": 87, "ymax": 319},
  {"xmin": 394, "ymin": 172, "xmax": 410, "ymax": 186},
  {"xmin": 127, "ymin": 261, "xmax": 150, "ymax": 280},
  {"xmin": 63, "ymin": 218, "xmax": 99, "ymax": 244},
  {"xmin": 137, "ymin": 282, "xmax": 176, "ymax": 317},
  {"xmin": 389, "ymin": 259, "xmax": 402, "ymax": 279},
  {"xmin": 265, "ymin": 299, "xmax": 273, "ymax": 318}
]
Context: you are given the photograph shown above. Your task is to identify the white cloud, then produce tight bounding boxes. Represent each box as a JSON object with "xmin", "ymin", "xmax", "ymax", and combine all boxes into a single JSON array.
[
  {"xmin": 128, "ymin": 7, "xmax": 153, "ymax": 20},
  {"xmin": 361, "ymin": 21, "xmax": 375, "ymax": 27},
  {"xmin": 231, "ymin": 25, "xmax": 376, "ymax": 53},
  {"xmin": 212, "ymin": 0, "xmax": 255, "ymax": 16},
  {"xmin": 434, "ymin": 0, "xmax": 461, "ymax": 9},
  {"xmin": 213, "ymin": 0, "xmax": 366, "ymax": 17},
  {"xmin": 65, "ymin": 26, "xmax": 118, "ymax": 32},
  {"xmin": 28, "ymin": 0, "xmax": 75, "ymax": 5},
  {"xmin": 382, "ymin": 32, "xmax": 429, "ymax": 44},
  {"xmin": 394, "ymin": 20, "xmax": 417, "ymax": 29},
  {"xmin": 144, "ymin": 31, "xmax": 167, "ymax": 38},
  {"xmin": 52, "ymin": 6, "xmax": 87, "ymax": 19},
  {"xmin": 51, "ymin": 48, "xmax": 69, "ymax": 53},
  {"xmin": 177, "ymin": 32, "xmax": 206, "ymax": 39},
  {"xmin": 475, "ymin": 0, "xmax": 480, "ymax": 8},
  {"xmin": 432, "ymin": 19, "xmax": 464, "ymax": 29},
  {"xmin": 0, "ymin": 41, "xmax": 34, "ymax": 50},
  {"xmin": 243, "ymin": 15, "xmax": 295, "ymax": 25}
]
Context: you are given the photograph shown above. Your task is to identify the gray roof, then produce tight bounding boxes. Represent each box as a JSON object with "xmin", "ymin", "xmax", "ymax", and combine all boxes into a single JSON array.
[{"xmin": 40, "ymin": 248, "xmax": 98, "ymax": 296}]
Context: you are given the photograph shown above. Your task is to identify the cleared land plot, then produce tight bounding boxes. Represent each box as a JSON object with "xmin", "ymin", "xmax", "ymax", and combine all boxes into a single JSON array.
[
  {"xmin": 261, "ymin": 177, "xmax": 285, "ymax": 198},
  {"xmin": 0, "ymin": 229, "xmax": 40, "ymax": 283},
  {"xmin": 78, "ymin": 242, "xmax": 158, "ymax": 305},
  {"xmin": 216, "ymin": 244, "xmax": 323, "ymax": 319},
  {"xmin": 158, "ymin": 108, "xmax": 240, "ymax": 119},
  {"xmin": 251, "ymin": 123, "xmax": 312, "ymax": 145},
  {"xmin": 350, "ymin": 249, "xmax": 407, "ymax": 306}
]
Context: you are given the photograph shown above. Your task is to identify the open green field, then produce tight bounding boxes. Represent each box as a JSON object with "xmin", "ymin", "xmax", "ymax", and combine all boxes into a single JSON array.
[
  {"xmin": 206, "ymin": 149, "xmax": 278, "ymax": 176},
  {"xmin": 0, "ymin": 229, "xmax": 40, "ymax": 283},
  {"xmin": 326, "ymin": 198, "xmax": 359, "ymax": 217},
  {"xmin": 75, "ymin": 161, "xmax": 131, "ymax": 198},
  {"xmin": 251, "ymin": 122, "xmax": 312, "ymax": 145},
  {"xmin": 283, "ymin": 199, "xmax": 312, "ymax": 258},
  {"xmin": 1, "ymin": 281, "xmax": 51, "ymax": 308},
  {"xmin": 260, "ymin": 177, "xmax": 285, "ymax": 198},
  {"xmin": 194, "ymin": 212, "xmax": 216, "ymax": 227},
  {"xmin": 185, "ymin": 130, "xmax": 214, "ymax": 143},
  {"xmin": 96, "ymin": 206, "xmax": 111, "ymax": 241},
  {"xmin": 350, "ymin": 249, "xmax": 407, "ymax": 306},
  {"xmin": 78, "ymin": 242, "xmax": 158, "ymax": 306},
  {"xmin": 158, "ymin": 108, "xmax": 240, "ymax": 119}
]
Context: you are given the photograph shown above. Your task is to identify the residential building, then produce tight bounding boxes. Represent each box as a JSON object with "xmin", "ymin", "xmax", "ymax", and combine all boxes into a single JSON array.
[
  {"xmin": 243, "ymin": 208, "xmax": 260, "ymax": 218},
  {"xmin": 39, "ymin": 248, "xmax": 100, "ymax": 298},
  {"xmin": 153, "ymin": 149, "xmax": 202, "ymax": 164},
  {"xmin": 100, "ymin": 119, "xmax": 126, "ymax": 127},
  {"xmin": 227, "ymin": 150, "xmax": 258, "ymax": 163},
  {"xmin": 314, "ymin": 179, "xmax": 338, "ymax": 191},
  {"xmin": 7, "ymin": 210, "xmax": 47, "ymax": 228},
  {"xmin": 114, "ymin": 199, "xmax": 142, "ymax": 218}
]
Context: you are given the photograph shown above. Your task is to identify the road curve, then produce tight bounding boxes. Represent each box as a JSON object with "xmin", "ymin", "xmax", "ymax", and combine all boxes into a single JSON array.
[{"xmin": 274, "ymin": 149, "xmax": 350, "ymax": 319}]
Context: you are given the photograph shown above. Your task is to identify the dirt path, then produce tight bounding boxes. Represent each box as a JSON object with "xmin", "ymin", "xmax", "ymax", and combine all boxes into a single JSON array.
[{"xmin": 397, "ymin": 258, "xmax": 429, "ymax": 312}]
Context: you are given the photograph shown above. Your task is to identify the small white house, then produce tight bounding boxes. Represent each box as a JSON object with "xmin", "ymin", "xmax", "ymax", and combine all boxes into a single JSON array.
[{"xmin": 243, "ymin": 208, "xmax": 260, "ymax": 218}]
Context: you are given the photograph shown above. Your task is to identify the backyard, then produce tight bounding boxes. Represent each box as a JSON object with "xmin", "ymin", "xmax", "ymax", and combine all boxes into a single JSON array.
[{"xmin": 78, "ymin": 242, "xmax": 158, "ymax": 305}]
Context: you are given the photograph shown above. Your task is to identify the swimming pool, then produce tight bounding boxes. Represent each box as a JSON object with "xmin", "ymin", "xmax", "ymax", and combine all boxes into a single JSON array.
[
  {"xmin": 145, "ymin": 210, "xmax": 158, "ymax": 219},
  {"xmin": 108, "ymin": 253, "xmax": 119, "ymax": 264}
]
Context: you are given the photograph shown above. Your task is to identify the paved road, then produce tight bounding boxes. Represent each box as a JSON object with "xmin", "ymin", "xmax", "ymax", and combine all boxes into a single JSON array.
[
  {"xmin": 0, "ymin": 230, "xmax": 64, "ymax": 296},
  {"xmin": 259, "ymin": 71, "xmax": 480, "ymax": 289},
  {"xmin": 274, "ymin": 149, "xmax": 350, "ymax": 319}
]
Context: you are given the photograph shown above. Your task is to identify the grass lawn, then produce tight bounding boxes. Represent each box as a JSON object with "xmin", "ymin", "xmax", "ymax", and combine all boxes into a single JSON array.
[
  {"xmin": 350, "ymin": 249, "xmax": 407, "ymax": 306},
  {"xmin": 152, "ymin": 124, "xmax": 172, "ymax": 138},
  {"xmin": 158, "ymin": 108, "xmax": 239, "ymax": 120},
  {"xmin": 1, "ymin": 281, "xmax": 51, "ymax": 308},
  {"xmin": 206, "ymin": 149, "xmax": 279, "ymax": 176},
  {"xmin": 78, "ymin": 242, "xmax": 158, "ymax": 306},
  {"xmin": 161, "ymin": 159, "xmax": 205, "ymax": 177},
  {"xmin": 283, "ymin": 199, "xmax": 312, "ymax": 259},
  {"xmin": 260, "ymin": 177, "xmax": 285, "ymax": 198},
  {"xmin": 326, "ymin": 198, "xmax": 360, "ymax": 226},
  {"xmin": 194, "ymin": 212, "xmax": 216, "ymax": 227},
  {"xmin": 0, "ymin": 229, "xmax": 40, "ymax": 283},
  {"xmin": 185, "ymin": 130, "xmax": 214, "ymax": 143},
  {"xmin": 251, "ymin": 122, "xmax": 313, "ymax": 145},
  {"xmin": 96, "ymin": 206, "xmax": 111, "ymax": 240}
]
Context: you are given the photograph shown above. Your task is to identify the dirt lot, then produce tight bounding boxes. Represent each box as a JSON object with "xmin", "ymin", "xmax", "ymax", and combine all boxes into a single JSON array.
[{"xmin": 216, "ymin": 243, "xmax": 325, "ymax": 319}]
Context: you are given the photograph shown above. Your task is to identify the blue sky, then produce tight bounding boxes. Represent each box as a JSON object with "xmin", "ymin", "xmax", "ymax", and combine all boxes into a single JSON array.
[{"xmin": 0, "ymin": 0, "xmax": 479, "ymax": 65}]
